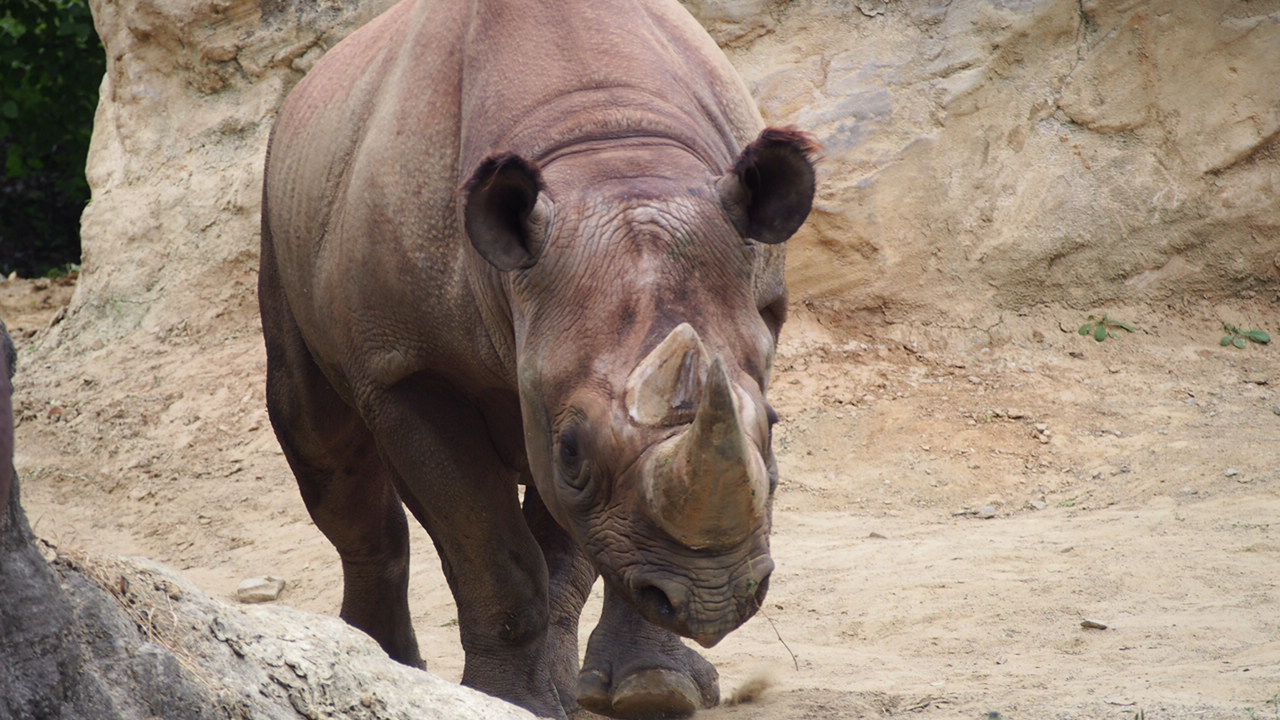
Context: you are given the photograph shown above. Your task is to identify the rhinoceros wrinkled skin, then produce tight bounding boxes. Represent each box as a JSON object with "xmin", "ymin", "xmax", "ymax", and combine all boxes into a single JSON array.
[{"xmin": 258, "ymin": 0, "xmax": 816, "ymax": 717}]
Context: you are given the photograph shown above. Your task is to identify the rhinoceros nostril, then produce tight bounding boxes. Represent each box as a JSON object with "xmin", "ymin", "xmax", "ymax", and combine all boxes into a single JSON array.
[{"xmin": 637, "ymin": 582, "xmax": 679, "ymax": 624}]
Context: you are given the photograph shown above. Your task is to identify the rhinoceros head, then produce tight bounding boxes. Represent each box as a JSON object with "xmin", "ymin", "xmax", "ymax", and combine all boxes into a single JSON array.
[{"xmin": 463, "ymin": 128, "xmax": 817, "ymax": 647}]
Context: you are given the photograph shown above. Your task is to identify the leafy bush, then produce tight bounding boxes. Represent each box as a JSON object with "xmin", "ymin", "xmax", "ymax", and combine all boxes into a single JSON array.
[{"xmin": 0, "ymin": 0, "xmax": 104, "ymax": 278}]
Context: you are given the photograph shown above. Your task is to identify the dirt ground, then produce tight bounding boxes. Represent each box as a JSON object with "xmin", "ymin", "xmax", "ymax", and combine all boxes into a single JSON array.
[{"xmin": 5, "ymin": 274, "xmax": 1279, "ymax": 720}]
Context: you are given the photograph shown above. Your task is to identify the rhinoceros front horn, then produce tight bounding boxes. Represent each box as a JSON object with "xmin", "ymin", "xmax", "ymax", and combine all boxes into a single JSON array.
[{"xmin": 642, "ymin": 350, "xmax": 769, "ymax": 551}]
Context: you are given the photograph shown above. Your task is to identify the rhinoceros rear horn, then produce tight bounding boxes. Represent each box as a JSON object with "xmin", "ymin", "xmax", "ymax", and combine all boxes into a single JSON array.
[
  {"xmin": 626, "ymin": 323, "xmax": 709, "ymax": 427},
  {"xmin": 719, "ymin": 126, "xmax": 820, "ymax": 245},
  {"xmin": 463, "ymin": 152, "xmax": 549, "ymax": 271}
]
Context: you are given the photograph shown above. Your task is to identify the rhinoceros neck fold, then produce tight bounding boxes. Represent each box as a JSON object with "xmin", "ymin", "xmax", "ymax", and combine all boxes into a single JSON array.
[
  {"xmin": 499, "ymin": 88, "xmax": 732, "ymax": 171},
  {"xmin": 455, "ymin": 0, "xmax": 758, "ymax": 175}
]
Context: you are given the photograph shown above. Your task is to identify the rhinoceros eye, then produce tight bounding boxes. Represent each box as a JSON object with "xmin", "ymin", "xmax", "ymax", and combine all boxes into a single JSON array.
[{"xmin": 557, "ymin": 423, "xmax": 589, "ymax": 490}]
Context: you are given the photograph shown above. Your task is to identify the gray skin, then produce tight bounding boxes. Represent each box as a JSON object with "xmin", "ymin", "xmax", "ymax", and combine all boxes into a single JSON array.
[{"xmin": 259, "ymin": 1, "xmax": 816, "ymax": 718}]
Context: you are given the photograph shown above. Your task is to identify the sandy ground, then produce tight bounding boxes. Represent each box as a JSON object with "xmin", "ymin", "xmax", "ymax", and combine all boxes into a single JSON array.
[{"xmin": 5, "ymin": 274, "xmax": 1280, "ymax": 719}]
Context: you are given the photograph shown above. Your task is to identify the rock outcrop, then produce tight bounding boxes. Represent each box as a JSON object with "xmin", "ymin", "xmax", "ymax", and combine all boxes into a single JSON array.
[
  {"xmin": 681, "ymin": 0, "xmax": 1280, "ymax": 321},
  {"xmin": 69, "ymin": 0, "xmax": 396, "ymax": 349}
]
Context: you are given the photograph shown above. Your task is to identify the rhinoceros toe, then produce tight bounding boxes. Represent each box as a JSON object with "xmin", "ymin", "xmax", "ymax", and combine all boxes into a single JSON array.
[{"xmin": 576, "ymin": 649, "xmax": 717, "ymax": 719}]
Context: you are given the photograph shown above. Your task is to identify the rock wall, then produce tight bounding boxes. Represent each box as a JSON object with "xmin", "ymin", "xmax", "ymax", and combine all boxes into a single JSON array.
[
  {"xmin": 688, "ymin": 0, "xmax": 1280, "ymax": 325},
  {"xmin": 64, "ymin": 0, "xmax": 1279, "ymax": 349},
  {"xmin": 69, "ymin": 0, "xmax": 395, "ymax": 347}
]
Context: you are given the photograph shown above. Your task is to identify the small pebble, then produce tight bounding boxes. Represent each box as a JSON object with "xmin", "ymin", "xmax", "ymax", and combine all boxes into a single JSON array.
[
  {"xmin": 977, "ymin": 505, "xmax": 997, "ymax": 519},
  {"xmin": 1225, "ymin": 468, "xmax": 1239, "ymax": 477},
  {"xmin": 237, "ymin": 576, "xmax": 285, "ymax": 604},
  {"xmin": 1081, "ymin": 619, "xmax": 1108, "ymax": 630}
]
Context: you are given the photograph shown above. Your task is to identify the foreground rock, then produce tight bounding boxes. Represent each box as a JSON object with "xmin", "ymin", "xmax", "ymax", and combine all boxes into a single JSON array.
[
  {"xmin": 2, "ymin": 534, "xmax": 537, "ymax": 720},
  {"xmin": 3, "ymin": 320, "xmax": 532, "ymax": 719},
  {"xmin": 106, "ymin": 553, "xmax": 537, "ymax": 718}
]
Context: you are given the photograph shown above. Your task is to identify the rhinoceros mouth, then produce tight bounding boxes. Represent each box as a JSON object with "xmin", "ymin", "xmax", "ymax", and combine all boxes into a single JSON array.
[{"xmin": 626, "ymin": 554, "xmax": 773, "ymax": 647}]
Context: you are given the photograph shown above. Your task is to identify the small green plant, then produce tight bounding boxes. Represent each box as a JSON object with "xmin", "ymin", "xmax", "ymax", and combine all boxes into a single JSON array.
[
  {"xmin": 1220, "ymin": 323, "xmax": 1271, "ymax": 349},
  {"xmin": 43, "ymin": 263, "xmax": 79, "ymax": 279},
  {"xmin": 1078, "ymin": 314, "xmax": 1135, "ymax": 342},
  {"xmin": 1245, "ymin": 691, "xmax": 1280, "ymax": 720}
]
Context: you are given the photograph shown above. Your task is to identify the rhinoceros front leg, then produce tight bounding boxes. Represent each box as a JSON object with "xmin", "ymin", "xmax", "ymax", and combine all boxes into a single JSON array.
[
  {"xmin": 578, "ymin": 582, "xmax": 719, "ymax": 719},
  {"xmin": 365, "ymin": 380, "xmax": 566, "ymax": 719},
  {"xmin": 522, "ymin": 484, "xmax": 597, "ymax": 715},
  {"xmin": 261, "ymin": 289, "xmax": 422, "ymax": 668}
]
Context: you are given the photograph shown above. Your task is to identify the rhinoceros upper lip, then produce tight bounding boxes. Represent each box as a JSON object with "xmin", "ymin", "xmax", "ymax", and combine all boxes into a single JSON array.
[{"xmin": 625, "ymin": 553, "xmax": 772, "ymax": 646}]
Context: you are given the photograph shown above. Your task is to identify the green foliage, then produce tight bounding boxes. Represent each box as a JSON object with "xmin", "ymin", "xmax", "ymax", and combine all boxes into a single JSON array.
[
  {"xmin": 1078, "ymin": 314, "xmax": 1135, "ymax": 342},
  {"xmin": 1220, "ymin": 323, "xmax": 1271, "ymax": 349},
  {"xmin": 0, "ymin": 0, "xmax": 104, "ymax": 277}
]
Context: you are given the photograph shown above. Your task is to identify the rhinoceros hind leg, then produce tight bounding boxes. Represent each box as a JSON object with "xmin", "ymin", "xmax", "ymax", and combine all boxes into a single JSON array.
[
  {"xmin": 578, "ymin": 583, "xmax": 718, "ymax": 719},
  {"xmin": 260, "ymin": 256, "xmax": 422, "ymax": 668}
]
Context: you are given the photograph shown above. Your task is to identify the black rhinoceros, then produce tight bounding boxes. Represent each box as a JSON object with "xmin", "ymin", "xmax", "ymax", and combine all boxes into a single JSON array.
[{"xmin": 258, "ymin": 0, "xmax": 816, "ymax": 717}]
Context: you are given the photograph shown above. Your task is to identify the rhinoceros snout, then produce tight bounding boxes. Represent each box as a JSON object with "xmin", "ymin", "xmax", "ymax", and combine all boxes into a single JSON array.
[{"xmin": 631, "ymin": 556, "xmax": 773, "ymax": 648}]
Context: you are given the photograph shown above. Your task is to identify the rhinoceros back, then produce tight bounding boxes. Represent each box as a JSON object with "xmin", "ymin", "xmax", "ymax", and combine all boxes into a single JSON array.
[{"xmin": 263, "ymin": 0, "xmax": 766, "ymax": 385}]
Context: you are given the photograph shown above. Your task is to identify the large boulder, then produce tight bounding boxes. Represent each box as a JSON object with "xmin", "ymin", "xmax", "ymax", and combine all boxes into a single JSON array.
[{"xmin": 0, "ymin": 530, "xmax": 538, "ymax": 720}]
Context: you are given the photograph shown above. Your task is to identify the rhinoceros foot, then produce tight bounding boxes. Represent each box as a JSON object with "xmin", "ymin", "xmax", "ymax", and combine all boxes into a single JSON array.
[
  {"xmin": 576, "ymin": 586, "xmax": 718, "ymax": 719},
  {"xmin": 579, "ymin": 667, "xmax": 710, "ymax": 719}
]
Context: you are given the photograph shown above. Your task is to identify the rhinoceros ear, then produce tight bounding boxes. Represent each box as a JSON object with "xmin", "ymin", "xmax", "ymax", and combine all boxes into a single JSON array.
[
  {"xmin": 719, "ymin": 127, "xmax": 819, "ymax": 245},
  {"xmin": 463, "ymin": 152, "xmax": 549, "ymax": 271}
]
